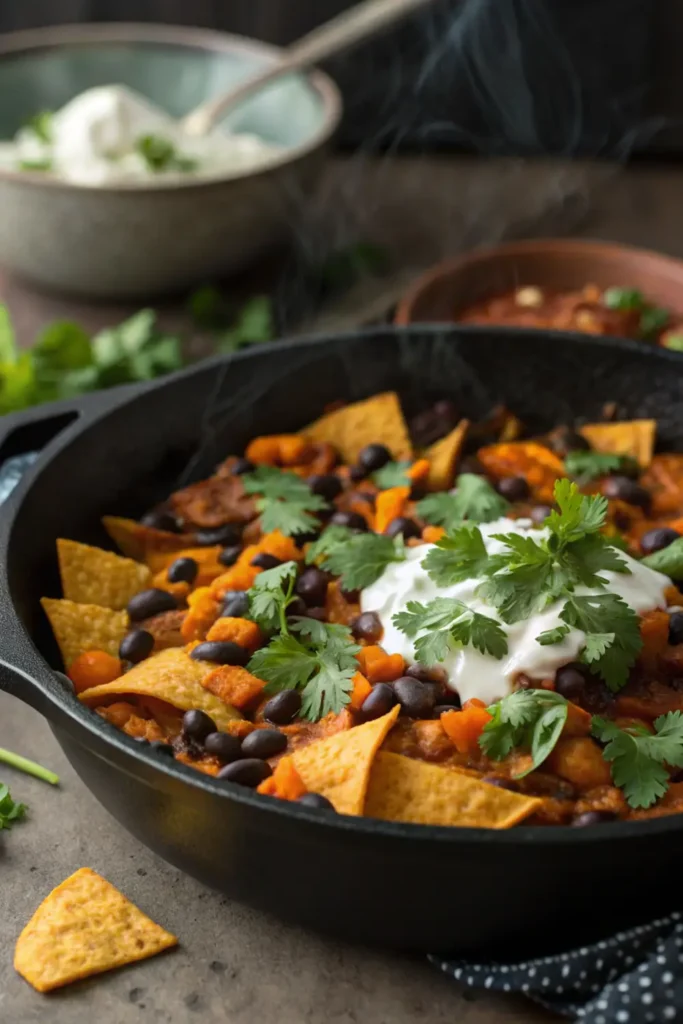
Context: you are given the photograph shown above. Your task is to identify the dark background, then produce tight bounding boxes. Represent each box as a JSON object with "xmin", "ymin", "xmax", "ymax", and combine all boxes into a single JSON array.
[{"xmin": 0, "ymin": 0, "xmax": 678, "ymax": 158}]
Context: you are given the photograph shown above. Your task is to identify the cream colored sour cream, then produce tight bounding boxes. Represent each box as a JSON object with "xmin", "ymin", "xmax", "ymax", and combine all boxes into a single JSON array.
[
  {"xmin": 360, "ymin": 518, "xmax": 671, "ymax": 707},
  {"xmin": 0, "ymin": 85, "xmax": 280, "ymax": 185}
]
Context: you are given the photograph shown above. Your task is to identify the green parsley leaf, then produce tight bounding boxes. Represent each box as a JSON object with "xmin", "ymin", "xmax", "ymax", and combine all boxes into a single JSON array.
[
  {"xmin": 135, "ymin": 134, "xmax": 198, "ymax": 173},
  {"xmin": 642, "ymin": 536, "xmax": 683, "ymax": 580},
  {"xmin": 247, "ymin": 560, "xmax": 298, "ymax": 632},
  {"xmin": 478, "ymin": 534, "xmax": 555, "ymax": 624},
  {"xmin": 372, "ymin": 460, "xmax": 411, "ymax": 489},
  {"xmin": 241, "ymin": 466, "xmax": 328, "ymax": 537},
  {"xmin": 305, "ymin": 525, "xmax": 354, "ymax": 565},
  {"xmin": 220, "ymin": 296, "xmax": 274, "ymax": 353},
  {"xmin": 564, "ymin": 449, "xmax": 638, "ymax": 482},
  {"xmin": 242, "ymin": 465, "xmax": 315, "ymax": 502},
  {"xmin": 0, "ymin": 783, "xmax": 26, "ymax": 830},
  {"xmin": 592, "ymin": 711, "xmax": 683, "ymax": 808},
  {"xmin": 421, "ymin": 523, "xmax": 490, "ymax": 586},
  {"xmin": 603, "ymin": 287, "xmax": 645, "ymax": 311},
  {"xmin": 663, "ymin": 334, "xmax": 683, "ymax": 352},
  {"xmin": 25, "ymin": 110, "xmax": 53, "ymax": 144},
  {"xmin": 536, "ymin": 624, "xmax": 571, "ymax": 645},
  {"xmin": 479, "ymin": 689, "xmax": 568, "ymax": 773},
  {"xmin": 393, "ymin": 596, "xmax": 507, "ymax": 665},
  {"xmin": 319, "ymin": 532, "xmax": 405, "ymax": 591},
  {"xmin": 558, "ymin": 533, "xmax": 630, "ymax": 588},
  {"xmin": 546, "ymin": 478, "xmax": 608, "ymax": 544},
  {"xmin": 248, "ymin": 633, "xmax": 318, "ymax": 692},
  {"xmin": 640, "ymin": 306, "xmax": 669, "ymax": 339},
  {"xmin": 560, "ymin": 593, "xmax": 642, "ymax": 691},
  {"xmin": 417, "ymin": 473, "xmax": 509, "ymax": 530}
]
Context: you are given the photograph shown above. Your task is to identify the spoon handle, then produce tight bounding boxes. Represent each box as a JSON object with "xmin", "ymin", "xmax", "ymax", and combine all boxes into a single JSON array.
[{"xmin": 183, "ymin": 0, "xmax": 437, "ymax": 136}]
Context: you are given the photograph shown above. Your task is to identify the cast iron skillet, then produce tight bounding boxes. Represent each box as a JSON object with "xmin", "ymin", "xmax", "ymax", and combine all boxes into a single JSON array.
[{"xmin": 2, "ymin": 325, "xmax": 683, "ymax": 959}]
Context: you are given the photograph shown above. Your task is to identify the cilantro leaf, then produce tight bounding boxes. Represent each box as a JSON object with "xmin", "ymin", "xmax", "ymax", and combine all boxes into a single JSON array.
[
  {"xmin": 242, "ymin": 466, "xmax": 316, "ymax": 502},
  {"xmin": 478, "ymin": 534, "xmax": 555, "ymax": 624},
  {"xmin": 546, "ymin": 478, "xmax": 608, "ymax": 544},
  {"xmin": 639, "ymin": 306, "xmax": 669, "ymax": 339},
  {"xmin": 25, "ymin": 110, "xmax": 53, "ymax": 144},
  {"xmin": 603, "ymin": 287, "xmax": 645, "ymax": 311},
  {"xmin": 258, "ymin": 500, "xmax": 323, "ymax": 537},
  {"xmin": 417, "ymin": 474, "xmax": 509, "ymax": 530},
  {"xmin": 320, "ymin": 532, "xmax": 405, "ymax": 591},
  {"xmin": 300, "ymin": 633, "xmax": 358, "ymax": 721},
  {"xmin": 536, "ymin": 624, "xmax": 571, "ymax": 645},
  {"xmin": 220, "ymin": 296, "xmax": 274, "ymax": 353},
  {"xmin": 558, "ymin": 533, "xmax": 630, "ymax": 588},
  {"xmin": 0, "ymin": 783, "xmax": 27, "ymax": 829},
  {"xmin": 664, "ymin": 334, "xmax": 683, "ymax": 352},
  {"xmin": 560, "ymin": 593, "xmax": 642, "ymax": 691},
  {"xmin": 247, "ymin": 561, "xmax": 298, "ymax": 632},
  {"xmin": 248, "ymin": 633, "xmax": 318, "ymax": 692},
  {"xmin": 372, "ymin": 461, "xmax": 411, "ymax": 489},
  {"xmin": 592, "ymin": 712, "xmax": 683, "ymax": 808},
  {"xmin": 564, "ymin": 450, "xmax": 638, "ymax": 482},
  {"xmin": 421, "ymin": 523, "xmax": 490, "ymax": 586},
  {"xmin": 642, "ymin": 536, "xmax": 683, "ymax": 580},
  {"xmin": 242, "ymin": 467, "xmax": 328, "ymax": 537},
  {"xmin": 479, "ymin": 689, "xmax": 568, "ymax": 773},
  {"xmin": 305, "ymin": 525, "xmax": 354, "ymax": 565},
  {"xmin": 135, "ymin": 134, "xmax": 197, "ymax": 172},
  {"xmin": 393, "ymin": 596, "xmax": 507, "ymax": 665}
]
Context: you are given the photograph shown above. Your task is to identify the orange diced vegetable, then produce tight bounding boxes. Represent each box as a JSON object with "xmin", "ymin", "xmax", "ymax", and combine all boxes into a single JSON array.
[
  {"xmin": 257, "ymin": 756, "xmax": 307, "ymax": 800},
  {"xmin": 68, "ymin": 650, "xmax": 123, "ymax": 694},
  {"xmin": 356, "ymin": 645, "xmax": 405, "ymax": 683},
  {"xmin": 151, "ymin": 569, "xmax": 191, "ymax": 601},
  {"xmin": 206, "ymin": 616, "xmax": 262, "ymax": 651},
  {"xmin": 478, "ymin": 441, "xmax": 565, "ymax": 502},
  {"xmin": 202, "ymin": 665, "xmax": 266, "ymax": 708},
  {"xmin": 349, "ymin": 671, "xmax": 372, "ymax": 710},
  {"xmin": 422, "ymin": 525, "xmax": 446, "ymax": 543},
  {"xmin": 665, "ymin": 583, "xmax": 683, "ymax": 607},
  {"xmin": 563, "ymin": 702, "xmax": 592, "ymax": 737},
  {"xmin": 375, "ymin": 486, "xmax": 410, "ymax": 535},
  {"xmin": 258, "ymin": 530, "xmax": 303, "ymax": 563},
  {"xmin": 181, "ymin": 588, "xmax": 220, "ymax": 642},
  {"xmin": 246, "ymin": 435, "xmax": 311, "ymax": 467},
  {"xmin": 440, "ymin": 704, "xmax": 493, "ymax": 755},
  {"xmin": 639, "ymin": 609, "xmax": 670, "ymax": 668},
  {"xmin": 407, "ymin": 458, "xmax": 430, "ymax": 484},
  {"xmin": 546, "ymin": 737, "xmax": 612, "ymax": 791}
]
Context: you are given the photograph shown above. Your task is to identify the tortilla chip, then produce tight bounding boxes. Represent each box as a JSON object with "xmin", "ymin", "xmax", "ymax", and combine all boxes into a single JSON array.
[
  {"xmin": 57, "ymin": 539, "xmax": 151, "ymax": 610},
  {"xmin": 78, "ymin": 647, "xmax": 242, "ymax": 730},
  {"xmin": 291, "ymin": 705, "xmax": 399, "ymax": 815},
  {"xmin": 41, "ymin": 598, "xmax": 128, "ymax": 669},
  {"xmin": 364, "ymin": 752, "xmax": 541, "ymax": 828},
  {"xmin": 579, "ymin": 420, "xmax": 656, "ymax": 467},
  {"xmin": 102, "ymin": 516, "xmax": 193, "ymax": 565},
  {"xmin": 301, "ymin": 392, "xmax": 412, "ymax": 464},
  {"xmin": 424, "ymin": 419, "xmax": 470, "ymax": 491},
  {"xmin": 14, "ymin": 867, "xmax": 177, "ymax": 992}
]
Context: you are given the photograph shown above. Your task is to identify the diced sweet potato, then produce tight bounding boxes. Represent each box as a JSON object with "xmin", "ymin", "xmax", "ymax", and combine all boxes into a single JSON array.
[
  {"xmin": 546, "ymin": 737, "xmax": 612, "ymax": 791},
  {"xmin": 206, "ymin": 616, "xmax": 262, "ymax": 651},
  {"xmin": 441, "ymin": 705, "xmax": 493, "ymax": 756},
  {"xmin": 349, "ymin": 671, "xmax": 372, "ymax": 710},
  {"xmin": 356, "ymin": 645, "xmax": 405, "ymax": 682},
  {"xmin": 202, "ymin": 665, "xmax": 266, "ymax": 709},
  {"xmin": 181, "ymin": 588, "xmax": 220, "ymax": 642},
  {"xmin": 375, "ymin": 486, "xmax": 410, "ymax": 534},
  {"xmin": 246, "ymin": 435, "xmax": 311, "ymax": 467},
  {"xmin": 257, "ymin": 756, "xmax": 306, "ymax": 800}
]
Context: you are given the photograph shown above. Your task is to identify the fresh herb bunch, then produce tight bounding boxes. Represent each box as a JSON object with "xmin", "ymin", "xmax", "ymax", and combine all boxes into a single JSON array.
[
  {"xmin": 307, "ymin": 528, "xmax": 406, "ymax": 591},
  {"xmin": 246, "ymin": 561, "xmax": 360, "ymax": 721},
  {"xmin": 479, "ymin": 690, "xmax": 569, "ymax": 776},
  {"xmin": 241, "ymin": 466, "xmax": 329, "ymax": 537},
  {"xmin": 393, "ymin": 596, "xmax": 507, "ymax": 665},
  {"xmin": 417, "ymin": 474, "xmax": 509, "ymax": 530},
  {"xmin": 592, "ymin": 713, "xmax": 683, "ymax": 809}
]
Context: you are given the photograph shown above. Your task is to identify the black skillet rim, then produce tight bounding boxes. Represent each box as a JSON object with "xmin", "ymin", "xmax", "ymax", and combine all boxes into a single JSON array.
[{"xmin": 6, "ymin": 322, "xmax": 683, "ymax": 848}]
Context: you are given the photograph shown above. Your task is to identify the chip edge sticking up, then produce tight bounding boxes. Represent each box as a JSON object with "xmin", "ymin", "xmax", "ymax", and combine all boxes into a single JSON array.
[
  {"xmin": 300, "ymin": 392, "xmax": 412, "ymax": 464},
  {"xmin": 57, "ymin": 538, "xmax": 152, "ymax": 610}
]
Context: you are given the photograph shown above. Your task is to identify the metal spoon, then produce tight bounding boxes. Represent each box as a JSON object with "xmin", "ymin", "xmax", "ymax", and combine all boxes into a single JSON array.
[{"xmin": 181, "ymin": 0, "xmax": 438, "ymax": 137}]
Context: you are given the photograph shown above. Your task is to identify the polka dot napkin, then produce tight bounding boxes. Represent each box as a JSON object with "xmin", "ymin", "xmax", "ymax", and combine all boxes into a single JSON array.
[{"xmin": 430, "ymin": 912, "xmax": 683, "ymax": 1022}]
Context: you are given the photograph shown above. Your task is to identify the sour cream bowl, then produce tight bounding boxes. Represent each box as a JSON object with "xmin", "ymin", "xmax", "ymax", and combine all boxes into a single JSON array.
[{"xmin": 0, "ymin": 24, "xmax": 341, "ymax": 298}]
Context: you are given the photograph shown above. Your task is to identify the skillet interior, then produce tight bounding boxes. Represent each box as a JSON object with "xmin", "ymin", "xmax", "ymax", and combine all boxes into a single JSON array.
[{"xmin": 3, "ymin": 325, "xmax": 683, "ymax": 956}]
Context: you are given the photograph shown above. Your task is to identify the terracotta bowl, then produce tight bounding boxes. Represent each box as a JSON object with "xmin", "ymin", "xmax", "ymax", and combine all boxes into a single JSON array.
[{"xmin": 394, "ymin": 238, "xmax": 683, "ymax": 326}]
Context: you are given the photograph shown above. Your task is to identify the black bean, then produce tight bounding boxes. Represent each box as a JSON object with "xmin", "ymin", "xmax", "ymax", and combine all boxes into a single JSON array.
[
  {"xmin": 349, "ymin": 464, "xmax": 367, "ymax": 482},
  {"xmin": 241, "ymin": 729, "xmax": 288, "ymax": 759},
  {"xmin": 232, "ymin": 457, "xmax": 255, "ymax": 475},
  {"xmin": 641, "ymin": 527, "xmax": 680, "ymax": 556},
  {"xmin": 307, "ymin": 473, "xmax": 343, "ymax": 501},
  {"xmin": 436, "ymin": 691, "xmax": 462, "ymax": 708},
  {"xmin": 218, "ymin": 758, "xmax": 272, "ymax": 787},
  {"xmin": 149, "ymin": 741, "xmax": 175, "ymax": 757},
  {"xmin": 119, "ymin": 628, "xmax": 154, "ymax": 664},
  {"xmin": 602, "ymin": 476, "xmax": 650, "ymax": 509},
  {"xmin": 329, "ymin": 511, "xmax": 369, "ymax": 531},
  {"xmin": 141, "ymin": 509, "xmax": 182, "ymax": 533},
  {"xmin": 353, "ymin": 491, "xmax": 376, "ymax": 508},
  {"xmin": 351, "ymin": 611, "xmax": 383, "ymax": 643},
  {"xmin": 434, "ymin": 703, "xmax": 460, "ymax": 718},
  {"xmin": 296, "ymin": 567, "xmax": 329, "ymax": 607},
  {"xmin": 251, "ymin": 553, "xmax": 282, "ymax": 570},
  {"xmin": 204, "ymin": 731, "xmax": 243, "ymax": 764},
  {"xmin": 360, "ymin": 683, "xmax": 397, "ymax": 721},
  {"xmin": 433, "ymin": 399, "xmax": 457, "ymax": 421},
  {"xmin": 190, "ymin": 641, "xmax": 250, "ymax": 666},
  {"xmin": 497, "ymin": 476, "xmax": 530, "ymax": 502},
  {"xmin": 571, "ymin": 810, "xmax": 618, "ymax": 827},
  {"xmin": 127, "ymin": 588, "xmax": 178, "ymax": 622},
  {"xmin": 384, "ymin": 517, "xmax": 421, "ymax": 540},
  {"xmin": 409, "ymin": 482, "xmax": 427, "ymax": 502},
  {"xmin": 219, "ymin": 545, "xmax": 242, "ymax": 567},
  {"xmin": 223, "ymin": 591, "xmax": 250, "ymax": 618},
  {"xmin": 305, "ymin": 607, "xmax": 327, "ymax": 621},
  {"xmin": 196, "ymin": 524, "xmax": 242, "ymax": 547},
  {"xmin": 669, "ymin": 611, "xmax": 683, "ymax": 646},
  {"xmin": 263, "ymin": 689, "xmax": 302, "ymax": 725},
  {"xmin": 482, "ymin": 775, "xmax": 519, "ymax": 791},
  {"xmin": 393, "ymin": 677, "xmax": 437, "ymax": 718},
  {"xmin": 339, "ymin": 585, "xmax": 360, "ymax": 603},
  {"xmin": 405, "ymin": 663, "xmax": 447, "ymax": 685},
  {"xmin": 297, "ymin": 792, "xmax": 336, "ymax": 810},
  {"xmin": 182, "ymin": 709, "xmax": 216, "ymax": 743},
  {"xmin": 531, "ymin": 505, "xmax": 553, "ymax": 525},
  {"xmin": 294, "ymin": 529, "xmax": 321, "ymax": 548},
  {"xmin": 358, "ymin": 443, "xmax": 391, "ymax": 473},
  {"xmin": 554, "ymin": 664, "xmax": 587, "ymax": 702},
  {"xmin": 168, "ymin": 556, "xmax": 199, "ymax": 584},
  {"xmin": 286, "ymin": 596, "xmax": 308, "ymax": 618}
]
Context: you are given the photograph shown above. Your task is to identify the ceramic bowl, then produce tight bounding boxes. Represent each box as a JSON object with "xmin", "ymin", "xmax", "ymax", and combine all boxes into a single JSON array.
[
  {"xmin": 0, "ymin": 24, "xmax": 342, "ymax": 298},
  {"xmin": 394, "ymin": 238, "xmax": 683, "ymax": 325}
]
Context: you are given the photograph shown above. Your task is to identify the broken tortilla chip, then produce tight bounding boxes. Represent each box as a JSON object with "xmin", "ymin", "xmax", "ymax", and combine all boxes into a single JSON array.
[
  {"xmin": 57, "ymin": 539, "xmax": 151, "ymax": 610},
  {"xmin": 579, "ymin": 420, "xmax": 656, "ymax": 467},
  {"xmin": 301, "ymin": 392, "xmax": 412, "ymax": 464},
  {"xmin": 424, "ymin": 419, "xmax": 470, "ymax": 491},
  {"xmin": 14, "ymin": 867, "xmax": 177, "ymax": 993},
  {"xmin": 78, "ymin": 647, "xmax": 242, "ymax": 730},
  {"xmin": 291, "ymin": 705, "xmax": 399, "ymax": 815},
  {"xmin": 102, "ymin": 516, "xmax": 193, "ymax": 565},
  {"xmin": 364, "ymin": 752, "xmax": 541, "ymax": 828},
  {"xmin": 41, "ymin": 598, "xmax": 128, "ymax": 668}
]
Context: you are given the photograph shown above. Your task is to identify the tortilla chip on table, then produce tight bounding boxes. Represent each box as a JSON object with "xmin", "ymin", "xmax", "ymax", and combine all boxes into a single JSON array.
[
  {"xmin": 57, "ymin": 538, "xmax": 151, "ymax": 610},
  {"xmin": 14, "ymin": 868, "xmax": 177, "ymax": 993}
]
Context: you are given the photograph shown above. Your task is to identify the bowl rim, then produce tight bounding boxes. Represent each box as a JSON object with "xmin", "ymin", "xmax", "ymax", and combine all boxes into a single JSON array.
[
  {"xmin": 394, "ymin": 237, "xmax": 683, "ymax": 325},
  {"xmin": 0, "ymin": 21, "xmax": 343, "ymax": 194}
]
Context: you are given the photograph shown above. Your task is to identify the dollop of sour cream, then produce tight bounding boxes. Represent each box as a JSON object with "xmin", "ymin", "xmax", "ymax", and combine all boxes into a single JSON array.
[
  {"xmin": 0, "ymin": 85, "xmax": 280, "ymax": 185},
  {"xmin": 360, "ymin": 518, "xmax": 671, "ymax": 707}
]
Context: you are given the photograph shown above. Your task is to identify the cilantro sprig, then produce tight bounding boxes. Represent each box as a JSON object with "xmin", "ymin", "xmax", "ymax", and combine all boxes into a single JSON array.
[
  {"xmin": 479, "ymin": 690, "xmax": 569, "ymax": 776},
  {"xmin": 247, "ymin": 561, "xmax": 299, "ymax": 633},
  {"xmin": 592, "ymin": 713, "xmax": 683, "ymax": 809},
  {"xmin": 308, "ymin": 528, "xmax": 406, "ymax": 591},
  {"xmin": 241, "ymin": 466, "xmax": 329, "ymax": 537},
  {"xmin": 642, "ymin": 536, "xmax": 683, "ymax": 580},
  {"xmin": 393, "ymin": 596, "xmax": 507, "ymax": 665},
  {"xmin": 372, "ymin": 461, "xmax": 412, "ymax": 489},
  {"xmin": 417, "ymin": 474, "xmax": 509, "ymax": 530},
  {"xmin": 0, "ymin": 783, "xmax": 27, "ymax": 829},
  {"xmin": 564, "ymin": 450, "xmax": 639, "ymax": 482}
]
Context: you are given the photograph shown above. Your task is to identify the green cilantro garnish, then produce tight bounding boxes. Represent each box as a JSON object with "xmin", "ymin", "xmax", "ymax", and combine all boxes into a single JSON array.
[
  {"xmin": 0, "ymin": 783, "xmax": 26, "ymax": 830},
  {"xmin": 220, "ymin": 296, "xmax": 274, "ymax": 353},
  {"xmin": 564, "ymin": 449, "xmax": 638, "ymax": 482},
  {"xmin": 24, "ymin": 110, "xmax": 53, "ymax": 144},
  {"xmin": 241, "ymin": 466, "xmax": 328, "ymax": 537},
  {"xmin": 639, "ymin": 306, "xmax": 669, "ymax": 339},
  {"xmin": 592, "ymin": 713, "xmax": 683, "ymax": 808},
  {"xmin": 247, "ymin": 561, "xmax": 299, "ymax": 633},
  {"xmin": 603, "ymin": 287, "xmax": 644, "ymax": 312},
  {"xmin": 305, "ymin": 525, "xmax": 354, "ymax": 564},
  {"xmin": 642, "ymin": 536, "xmax": 683, "ymax": 579},
  {"xmin": 315, "ymin": 531, "xmax": 406, "ymax": 591},
  {"xmin": 135, "ymin": 134, "xmax": 198, "ymax": 173},
  {"xmin": 557, "ymin": 594, "xmax": 642, "ymax": 691},
  {"xmin": 421, "ymin": 522, "xmax": 491, "ymax": 586},
  {"xmin": 479, "ymin": 689, "xmax": 569, "ymax": 775},
  {"xmin": 417, "ymin": 474, "xmax": 509, "ymax": 530},
  {"xmin": 393, "ymin": 596, "xmax": 507, "ymax": 665},
  {"xmin": 372, "ymin": 461, "xmax": 412, "ymax": 489}
]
